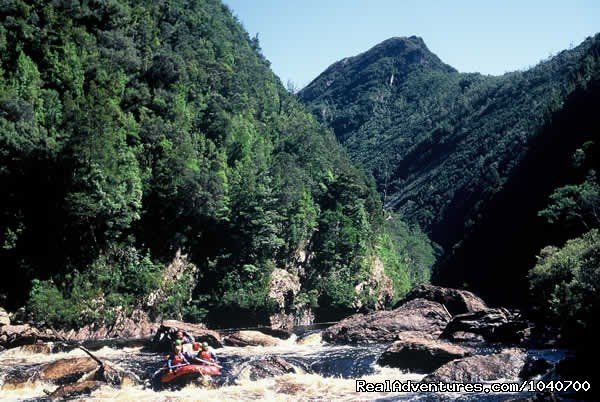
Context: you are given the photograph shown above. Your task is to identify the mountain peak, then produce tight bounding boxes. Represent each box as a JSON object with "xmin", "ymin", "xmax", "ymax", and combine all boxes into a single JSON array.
[{"xmin": 300, "ymin": 36, "xmax": 456, "ymax": 100}]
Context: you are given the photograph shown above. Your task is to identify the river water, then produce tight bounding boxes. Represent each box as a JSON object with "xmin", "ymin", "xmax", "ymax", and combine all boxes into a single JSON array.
[{"xmin": 0, "ymin": 329, "xmax": 567, "ymax": 401}]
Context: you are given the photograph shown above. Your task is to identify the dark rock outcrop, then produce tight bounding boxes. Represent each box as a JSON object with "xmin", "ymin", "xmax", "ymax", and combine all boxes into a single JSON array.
[
  {"xmin": 520, "ymin": 356, "xmax": 554, "ymax": 380},
  {"xmin": 152, "ymin": 320, "xmax": 222, "ymax": 352},
  {"xmin": 441, "ymin": 308, "xmax": 531, "ymax": 344},
  {"xmin": 251, "ymin": 327, "xmax": 293, "ymax": 340},
  {"xmin": 0, "ymin": 324, "xmax": 58, "ymax": 349},
  {"xmin": 423, "ymin": 348, "xmax": 527, "ymax": 383},
  {"xmin": 377, "ymin": 332, "xmax": 470, "ymax": 372},
  {"xmin": 323, "ymin": 299, "xmax": 451, "ymax": 344},
  {"xmin": 240, "ymin": 356, "xmax": 299, "ymax": 381},
  {"xmin": 224, "ymin": 330, "xmax": 282, "ymax": 347},
  {"xmin": 446, "ymin": 331, "xmax": 485, "ymax": 343},
  {"xmin": 397, "ymin": 284, "xmax": 487, "ymax": 315}
]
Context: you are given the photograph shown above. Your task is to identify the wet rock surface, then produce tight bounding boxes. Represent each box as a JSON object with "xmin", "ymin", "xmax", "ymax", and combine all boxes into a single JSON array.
[
  {"xmin": 323, "ymin": 299, "xmax": 451, "ymax": 344},
  {"xmin": 152, "ymin": 320, "xmax": 222, "ymax": 352},
  {"xmin": 224, "ymin": 330, "xmax": 282, "ymax": 347},
  {"xmin": 520, "ymin": 355, "xmax": 554, "ymax": 380},
  {"xmin": 38, "ymin": 357, "xmax": 100, "ymax": 384},
  {"xmin": 397, "ymin": 284, "xmax": 488, "ymax": 315},
  {"xmin": 241, "ymin": 356, "xmax": 299, "ymax": 380},
  {"xmin": 441, "ymin": 308, "xmax": 531, "ymax": 344},
  {"xmin": 423, "ymin": 348, "xmax": 528, "ymax": 383},
  {"xmin": 0, "ymin": 324, "xmax": 58, "ymax": 349},
  {"xmin": 377, "ymin": 331, "xmax": 470, "ymax": 372}
]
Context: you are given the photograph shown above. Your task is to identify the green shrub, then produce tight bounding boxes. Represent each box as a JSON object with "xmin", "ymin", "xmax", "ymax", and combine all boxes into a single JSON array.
[
  {"xmin": 27, "ymin": 246, "xmax": 164, "ymax": 328},
  {"xmin": 528, "ymin": 229, "xmax": 600, "ymax": 341}
]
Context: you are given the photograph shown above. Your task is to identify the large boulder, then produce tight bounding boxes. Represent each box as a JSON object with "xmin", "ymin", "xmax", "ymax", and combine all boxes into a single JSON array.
[
  {"xmin": 224, "ymin": 330, "xmax": 282, "ymax": 347},
  {"xmin": 39, "ymin": 357, "xmax": 100, "ymax": 385},
  {"xmin": 397, "ymin": 284, "xmax": 487, "ymax": 315},
  {"xmin": 423, "ymin": 348, "xmax": 527, "ymax": 383},
  {"xmin": 0, "ymin": 324, "xmax": 58, "ymax": 349},
  {"xmin": 377, "ymin": 332, "xmax": 470, "ymax": 372},
  {"xmin": 0, "ymin": 307, "xmax": 10, "ymax": 326},
  {"xmin": 239, "ymin": 356, "xmax": 299, "ymax": 381},
  {"xmin": 441, "ymin": 308, "xmax": 531, "ymax": 344},
  {"xmin": 152, "ymin": 320, "xmax": 222, "ymax": 352},
  {"xmin": 323, "ymin": 299, "xmax": 451, "ymax": 344},
  {"xmin": 1, "ymin": 342, "xmax": 73, "ymax": 355}
]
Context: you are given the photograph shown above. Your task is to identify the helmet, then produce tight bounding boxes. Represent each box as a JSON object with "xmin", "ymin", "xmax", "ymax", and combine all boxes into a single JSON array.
[
  {"xmin": 201, "ymin": 342, "xmax": 209, "ymax": 349},
  {"xmin": 175, "ymin": 339, "xmax": 182, "ymax": 346},
  {"xmin": 193, "ymin": 342, "xmax": 200, "ymax": 351}
]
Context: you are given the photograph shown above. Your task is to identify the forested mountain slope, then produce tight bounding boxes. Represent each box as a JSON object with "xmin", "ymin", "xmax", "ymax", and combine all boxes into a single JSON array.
[
  {"xmin": 300, "ymin": 35, "xmax": 600, "ymax": 249},
  {"xmin": 0, "ymin": 0, "xmax": 433, "ymax": 327},
  {"xmin": 300, "ymin": 35, "xmax": 600, "ymax": 304}
]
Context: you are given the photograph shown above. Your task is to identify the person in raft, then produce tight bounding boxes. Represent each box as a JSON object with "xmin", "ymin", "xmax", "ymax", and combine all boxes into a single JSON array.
[
  {"xmin": 176, "ymin": 330, "xmax": 194, "ymax": 345},
  {"xmin": 199, "ymin": 342, "xmax": 218, "ymax": 363},
  {"xmin": 186, "ymin": 342, "xmax": 218, "ymax": 365},
  {"xmin": 167, "ymin": 344, "xmax": 190, "ymax": 372}
]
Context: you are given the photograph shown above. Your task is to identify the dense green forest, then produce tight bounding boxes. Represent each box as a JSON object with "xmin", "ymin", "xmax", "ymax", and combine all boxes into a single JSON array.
[
  {"xmin": 0, "ymin": 0, "xmax": 434, "ymax": 328},
  {"xmin": 300, "ymin": 35, "xmax": 600, "ymax": 306}
]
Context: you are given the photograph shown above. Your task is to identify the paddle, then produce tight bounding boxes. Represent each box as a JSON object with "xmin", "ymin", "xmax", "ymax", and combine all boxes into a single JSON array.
[
  {"xmin": 152, "ymin": 363, "xmax": 190, "ymax": 377},
  {"xmin": 191, "ymin": 357, "xmax": 223, "ymax": 368}
]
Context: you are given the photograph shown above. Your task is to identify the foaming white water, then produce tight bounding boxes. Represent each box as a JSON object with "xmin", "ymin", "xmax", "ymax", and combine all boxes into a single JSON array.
[
  {"xmin": 0, "ymin": 340, "xmax": 423, "ymax": 401},
  {"xmin": 89, "ymin": 369, "xmax": 424, "ymax": 401},
  {"xmin": 0, "ymin": 344, "xmax": 144, "ymax": 365},
  {"xmin": 0, "ymin": 378, "xmax": 55, "ymax": 401}
]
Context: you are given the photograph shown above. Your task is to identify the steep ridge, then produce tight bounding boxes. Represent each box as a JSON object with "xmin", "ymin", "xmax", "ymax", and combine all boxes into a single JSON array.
[
  {"xmin": 300, "ymin": 35, "xmax": 600, "ymax": 303},
  {"xmin": 300, "ymin": 35, "xmax": 600, "ymax": 249},
  {"xmin": 0, "ymin": 1, "xmax": 433, "ymax": 327}
]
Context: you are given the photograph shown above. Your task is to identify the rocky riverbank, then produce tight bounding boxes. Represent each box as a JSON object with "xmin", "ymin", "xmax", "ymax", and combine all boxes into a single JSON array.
[{"xmin": 0, "ymin": 285, "xmax": 572, "ymax": 400}]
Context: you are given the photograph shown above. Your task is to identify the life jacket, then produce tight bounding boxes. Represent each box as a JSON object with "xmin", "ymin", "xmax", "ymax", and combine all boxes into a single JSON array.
[
  {"xmin": 171, "ymin": 352, "xmax": 186, "ymax": 365},
  {"xmin": 200, "ymin": 350, "xmax": 212, "ymax": 361}
]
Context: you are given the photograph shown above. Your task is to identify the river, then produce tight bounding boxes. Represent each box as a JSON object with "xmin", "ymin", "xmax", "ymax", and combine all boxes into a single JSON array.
[{"xmin": 0, "ymin": 328, "xmax": 567, "ymax": 401}]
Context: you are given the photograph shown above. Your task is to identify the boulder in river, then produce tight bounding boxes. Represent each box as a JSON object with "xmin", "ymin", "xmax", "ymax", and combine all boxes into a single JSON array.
[
  {"xmin": 0, "ymin": 324, "xmax": 57, "ymax": 349},
  {"xmin": 397, "ymin": 284, "xmax": 487, "ymax": 315},
  {"xmin": 39, "ymin": 357, "xmax": 100, "ymax": 385},
  {"xmin": 441, "ymin": 308, "xmax": 531, "ymax": 344},
  {"xmin": 240, "ymin": 355, "xmax": 299, "ymax": 380},
  {"xmin": 224, "ymin": 330, "xmax": 282, "ymax": 347},
  {"xmin": 323, "ymin": 298, "xmax": 451, "ymax": 344},
  {"xmin": 377, "ymin": 331, "xmax": 470, "ymax": 372},
  {"xmin": 47, "ymin": 380, "xmax": 105, "ymax": 400},
  {"xmin": 2, "ymin": 342, "xmax": 73, "ymax": 355},
  {"xmin": 422, "ymin": 348, "xmax": 527, "ymax": 383},
  {"xmin": 152, "ymin": 320, "xmax": 222, "ymax": 352}
]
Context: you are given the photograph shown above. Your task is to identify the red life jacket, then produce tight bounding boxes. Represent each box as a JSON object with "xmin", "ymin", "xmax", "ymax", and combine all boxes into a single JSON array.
[
  {"xmin": 200, "ymin": 350, "xmax": 212, "ymax": 361},
  {"xmin": 172, "ymin": 353, "xmax": 186, "ymax": 365}
]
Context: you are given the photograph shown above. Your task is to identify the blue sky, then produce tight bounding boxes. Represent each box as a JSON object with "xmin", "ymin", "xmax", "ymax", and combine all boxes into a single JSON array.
[{"xmin": 223, "ymin": 0, "xmax": 600, "ymax": 89}]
